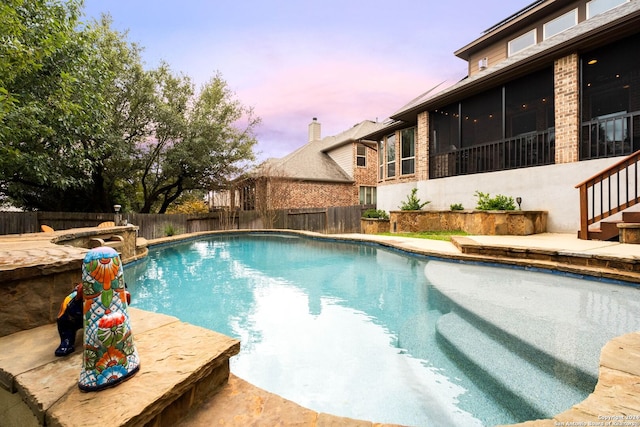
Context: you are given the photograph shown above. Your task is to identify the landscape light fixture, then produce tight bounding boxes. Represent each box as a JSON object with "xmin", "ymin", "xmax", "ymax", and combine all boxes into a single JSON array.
[
  {"xmin": 516, "ymin": 197, "xmax": 522, "ymax": 210},
  {"xmin": 114, "ymin": 204, "xmax": 122, "ymax": 226}
]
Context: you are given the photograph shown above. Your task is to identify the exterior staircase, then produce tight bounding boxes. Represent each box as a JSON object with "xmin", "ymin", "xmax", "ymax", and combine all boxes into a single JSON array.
[
  {"xmin": 585, "ymin": 211, "xmax": 640, "ymax": 241},
  {"xmin": 0, "ymin": 308, "xmax": 240, "ymax": 427},
  {"xmin": 576, "ymin": 150, "xmax": 640, "ymax": 241}
]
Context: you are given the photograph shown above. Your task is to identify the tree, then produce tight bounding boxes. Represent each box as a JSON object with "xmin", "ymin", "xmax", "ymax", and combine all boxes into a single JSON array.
[
  {"xmin": 166, "ymin": 191, "xmax": 209, "ymax": 214},
  {"xmin": 0, "ymin": 3, "xmax": 152, "ymax": 212},
  {"xmin": 0, "ymin": 0, "xmax": 87, "ymax": 207},
  {"xmin": 1, "ymin": 1, "xmax": 259, "ymax": 213},
  {"xmin": 136, "ymin": 70, "xmax": 259, "ymax": 213},
  {"xmin": 250, "ymin": 160, "xmax": 296, "ymax": 228},
  {"xmin": 0, "ymin": 0, "xmax": 82, "ymax": 122}
]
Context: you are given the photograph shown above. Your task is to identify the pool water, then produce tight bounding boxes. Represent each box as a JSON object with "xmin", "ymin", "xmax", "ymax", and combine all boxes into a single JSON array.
[{"xmin": 124, "ymin": 233, "xmax": 640, "ymax": 427}]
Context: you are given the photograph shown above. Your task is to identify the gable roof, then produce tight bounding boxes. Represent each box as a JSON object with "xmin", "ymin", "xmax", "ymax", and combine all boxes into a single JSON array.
[
  {"xmin": 252, "ymin": 120, "xmax": 385, "ymax": 183},
  {"xmin": 320, "ymin": 120, "xmax": 386, "ymax": 151}
]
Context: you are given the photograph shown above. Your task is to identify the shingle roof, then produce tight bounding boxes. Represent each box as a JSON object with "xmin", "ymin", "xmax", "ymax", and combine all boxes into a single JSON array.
[{"xmin": 253, "ymin": 120, "xmax": 385, "ymax": 182}]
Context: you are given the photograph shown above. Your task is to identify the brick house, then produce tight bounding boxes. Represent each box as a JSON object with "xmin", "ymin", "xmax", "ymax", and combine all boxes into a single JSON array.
[
  {"xmin": 235, "ymin": 118, "xmax": 384, "ymax": 212},
  {"xmin": 363, "ymin": 0, "xmax": 640, "ymax": 234}
]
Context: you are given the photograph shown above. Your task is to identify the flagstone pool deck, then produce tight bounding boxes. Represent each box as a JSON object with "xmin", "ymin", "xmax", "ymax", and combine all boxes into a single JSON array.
[{"xmin": 1, "ymin": 230, "xmax": 639, "ymax": 426}]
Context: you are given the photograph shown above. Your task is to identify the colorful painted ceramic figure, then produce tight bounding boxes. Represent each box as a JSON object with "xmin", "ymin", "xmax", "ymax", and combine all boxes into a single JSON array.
[{"xmin": 78, "ymin": 246, "xmax": 140, "ymax": 392}]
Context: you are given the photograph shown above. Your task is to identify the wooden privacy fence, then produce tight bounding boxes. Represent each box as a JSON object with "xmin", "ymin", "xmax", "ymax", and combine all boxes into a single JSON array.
[
  {"xmin": 0, "ymin": 205, "xmax": 374, "ymax": 240},
  {"xmin": 273, "ymin": 205, "xmax": 374, "ymax": 234}
]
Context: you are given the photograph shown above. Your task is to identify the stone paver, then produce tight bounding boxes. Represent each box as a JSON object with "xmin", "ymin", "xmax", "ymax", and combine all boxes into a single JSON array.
[
  {"xmin": 46, "ymin": 321, "xmax": 239, "ymax": 427},
  {"xmin": 178, "ymin": 374, "xmax": 403, "ymax": 427},
  {"xmin": 0, "ymin": 308, "xmax": 239, "ymax": 427}
]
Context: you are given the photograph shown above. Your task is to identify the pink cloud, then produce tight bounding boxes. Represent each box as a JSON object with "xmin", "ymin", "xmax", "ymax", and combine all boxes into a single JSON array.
[{"xmin": 236, "ymin": 55, "xmax": 458, "ymax": 162}]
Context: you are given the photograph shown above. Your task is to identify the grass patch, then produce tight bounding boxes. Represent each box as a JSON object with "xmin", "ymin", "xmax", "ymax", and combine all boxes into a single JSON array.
[{"xmin": 377, "ymin": 230, "xmax": 468, "ymax": 241}]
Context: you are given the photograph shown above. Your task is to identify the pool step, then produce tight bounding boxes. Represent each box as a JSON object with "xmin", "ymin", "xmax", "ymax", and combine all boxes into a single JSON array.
[
  {"xmin": 0, "ymin": 308, "xmax": 240, "ymax": 427},
  {"xmin": 436, "ymin": 311, "xmax": 587, "ymax": 419},
  {"xmin": 423, "ymin": 259, "xmax": 628, "ymax": 379}
]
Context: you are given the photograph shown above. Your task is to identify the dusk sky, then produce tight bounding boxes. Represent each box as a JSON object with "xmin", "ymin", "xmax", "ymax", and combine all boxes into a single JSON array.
[{"xmin": 81, "ymin": 1, "xmax": 534, "ymax": 162}]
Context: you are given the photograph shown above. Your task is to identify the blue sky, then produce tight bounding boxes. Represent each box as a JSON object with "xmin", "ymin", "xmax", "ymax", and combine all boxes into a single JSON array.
[{"xmin": 81, "ymin": 1, "xmax": 534, "ymax": 162}]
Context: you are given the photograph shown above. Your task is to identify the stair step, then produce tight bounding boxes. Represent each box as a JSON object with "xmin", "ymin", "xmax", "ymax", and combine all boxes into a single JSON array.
[
  {"xmin": 587, "ymin": 228, "xmax": 617, "ymax": 241},
  {"xmin": 0, "ymin": 308, "xmax": 240, "ymax": 427},
  {"xmin": 588, "ymin": 220, "xmax": 621, "ymax": 241},
  {"xmin": 435, "ymin": 311, "xmax": 587, "ymax": 418},
  {"xmin": 622, "ymin": 211, "xmax": 640, "ymax": 222},
  {"xmin": 423, "ymin": 260, "xmax": 621, "ymax": 379}
]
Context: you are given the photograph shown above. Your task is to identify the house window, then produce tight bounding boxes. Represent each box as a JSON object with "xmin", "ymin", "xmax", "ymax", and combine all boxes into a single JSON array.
[
  {"xmin": 241, "ymin": 183, "xmax": 255, "ymax": 211},
  {"xmin": 508, "ymin": 29, "xmax": 536, "ymax": 56},
  {"xmin": 356, "ymin": 144, "xmax": 366, "ymax": 167},
  {"xmin": 543, "ymin": 9, "xmax": 577, "ymax": 40},
  {"xmin": 378, "ymin": 140, "xmax": 384, "ymax": 180},
  {"xmin": 401, "ymin": 128, "xmax": 415, "ymax": 175},
  {"xmin": 386, "ymin": 133, "xmax": 396, "ymax": 178},
  {"xmin": 587, "ymin": 0, "xmax": 628, "ymax": 18},
  {"xmin": 359, "ymin": 186, "xmax": 377, "ymax": 205}
]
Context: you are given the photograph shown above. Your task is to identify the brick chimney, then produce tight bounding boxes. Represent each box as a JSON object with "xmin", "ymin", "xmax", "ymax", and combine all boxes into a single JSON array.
[{"xmin": 308, "ymin": 117, "xmax": 321, "ymax": 142}]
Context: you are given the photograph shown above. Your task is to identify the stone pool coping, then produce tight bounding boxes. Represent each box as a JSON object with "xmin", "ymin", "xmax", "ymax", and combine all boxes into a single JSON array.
[{"xmin": 1, "ymin": 228, "xmax": 639, "ymax": 425}]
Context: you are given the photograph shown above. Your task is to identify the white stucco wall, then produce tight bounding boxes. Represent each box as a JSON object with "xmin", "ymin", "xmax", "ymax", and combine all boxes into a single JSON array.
[{"xmin": 377, "ymin": 157, "xmax": 624, "ymax": 233}]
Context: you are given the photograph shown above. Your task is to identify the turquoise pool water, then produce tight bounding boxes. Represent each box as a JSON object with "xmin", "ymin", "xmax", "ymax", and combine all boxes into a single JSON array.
[{"xmin": 124, "ymin": 233, "xmax": 640, "ymax": 427}]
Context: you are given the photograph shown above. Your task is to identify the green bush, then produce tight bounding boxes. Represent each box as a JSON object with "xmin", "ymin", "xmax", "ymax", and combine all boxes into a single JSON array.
[
  {"xmin": 164, "ymin": 223, "xmax": 176, "ymax": 236},
  {"xmin": 362, "ymin": 209, "xmax": 389, "ymax": 220},
  {"xmin": 450, "ymin": 203, "xmax": 464, "ymax": 211},
  {"xmin": 474, "ymin": 191, "xmax": 516, "ymax": 211},
  {"xmin": 400, "ymin": 188, "xmax": 430, "ymax": 211}
]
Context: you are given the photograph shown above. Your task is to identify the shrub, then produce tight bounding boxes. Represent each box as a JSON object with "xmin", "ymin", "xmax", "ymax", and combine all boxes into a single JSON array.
[
  {"xmin": 166, "ymin": 199, "xmax": 209, "ymax": 214},
  {"xmin": 164, "ymin": 223, "xmax": 176, "ymax": 236},
  {"xmin": 400, "ymin": 188, "xmax": 430, "ymax": 211},
  {"xmin": 474, "ymin": 191, "xmax": 516, "ymax": 211},
  {"xmin": 450, "ymin": 203, "xmax": 464, "ymax": 211},
  {"xmin": 362, "ymin": 209, "xmax": 389, "ymax": 220}
]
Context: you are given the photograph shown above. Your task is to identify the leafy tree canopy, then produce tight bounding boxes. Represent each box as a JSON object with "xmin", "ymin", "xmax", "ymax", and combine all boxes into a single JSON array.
[{"xmin": 0, "ymin": 0, "xmax": 259, "ymax": 213}]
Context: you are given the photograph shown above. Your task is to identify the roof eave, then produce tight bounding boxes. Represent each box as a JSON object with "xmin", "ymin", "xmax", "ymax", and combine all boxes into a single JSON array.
[
  {"xmin": 455, "ymin": 0, "xmax": 565, "ymax": 60},
  {"xmin": 360, "ymin": 121, "xmax": 412, "ymax": 142},
  {"xmin": 394, "ymin": 7, "xmax": 640, "ymax": 123}
]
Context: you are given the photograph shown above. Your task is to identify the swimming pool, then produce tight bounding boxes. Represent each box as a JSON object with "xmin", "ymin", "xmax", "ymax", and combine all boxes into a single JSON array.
[{"xmin": 124, "ymin": 233, "xmax": 640, "ymax": 427}]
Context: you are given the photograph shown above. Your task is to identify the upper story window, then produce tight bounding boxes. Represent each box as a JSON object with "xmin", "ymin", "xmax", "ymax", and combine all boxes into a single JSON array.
[
  {"xmin": 356, "ymin": 144, "xmax": 366, "ymax": 167},
  {"xmin": 386, "ymin": 133, "xmax": 396, "ymax": 178},
  {"xmin": 508, "ymin": 29, "xmax": 536, "ymax": 57},
  {"xmin": 587, "ymin": 0, "xmax": 628, "ymax": 18},
  {"xmin": 544, "ymin": 9, "xmax": 578, "ymax": 40},
  {"xmin": 401, "ymin": 128, "xmax": 415, "ymax": 175}
]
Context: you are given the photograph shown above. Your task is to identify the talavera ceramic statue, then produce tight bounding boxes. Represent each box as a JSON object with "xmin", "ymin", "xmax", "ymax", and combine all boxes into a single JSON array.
[{"xmin": 78, "ymin": 246, "xmax": 140, "ymax": 391}]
